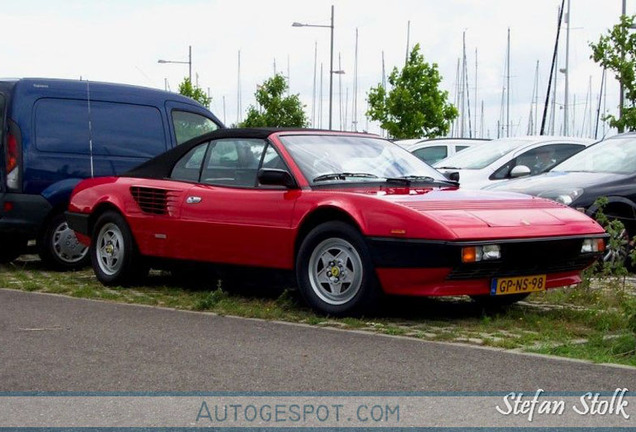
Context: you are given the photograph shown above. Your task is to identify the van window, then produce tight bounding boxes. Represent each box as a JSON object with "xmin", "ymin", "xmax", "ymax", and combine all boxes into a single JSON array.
[
  {"xmin": 35, "ymin": 99, "xmax": 166, "ymax": 157},
  {"xmin": 172, "ymin": 110, "xmax": 219, "ymax": 145}
]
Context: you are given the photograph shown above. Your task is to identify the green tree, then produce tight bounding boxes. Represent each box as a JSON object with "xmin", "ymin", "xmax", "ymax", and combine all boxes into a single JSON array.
[
  {"xmin": 366, "ymin": 44, "xmax": 458, "ymax": 139},
  {"xmin": 178, "ymin": 77, "xmax": 211, "ymax": 108},
  {"xmin": 240, "ymin": 74, "xmax": 308, "ymax": 128},
  {"xmin": 590, "ymin": 14, "xmax": 636, "ymax": 132}
]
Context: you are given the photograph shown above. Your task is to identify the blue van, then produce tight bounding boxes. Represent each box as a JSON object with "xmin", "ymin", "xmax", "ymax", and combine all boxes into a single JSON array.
[{"xmin": 0, "ymin": 78, "xmax": 224, "ymax": 269}]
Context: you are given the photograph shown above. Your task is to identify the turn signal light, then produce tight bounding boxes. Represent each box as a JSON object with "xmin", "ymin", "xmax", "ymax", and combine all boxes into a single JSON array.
[
  {"xmin": 462, "ymin": 245, "xmax": 501, "ymax": 263},
  {"xmin": 581, "ymin": 238, "xmax": 606, "ymax": 253}
]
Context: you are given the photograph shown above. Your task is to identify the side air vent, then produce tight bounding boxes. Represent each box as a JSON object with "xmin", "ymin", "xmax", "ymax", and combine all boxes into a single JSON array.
[{"xmin": 130, "ymin": 187, "xmax": 179, "ymax": 215}]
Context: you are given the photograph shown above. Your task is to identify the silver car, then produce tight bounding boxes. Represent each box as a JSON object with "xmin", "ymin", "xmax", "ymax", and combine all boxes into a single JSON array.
[
  {"xmin": 434, "ymin": 136, "xmax": 594, "ymax": 189},
  {"xmin": 395, "ymin": 138, "xmax": 489, "ymax": 165}
]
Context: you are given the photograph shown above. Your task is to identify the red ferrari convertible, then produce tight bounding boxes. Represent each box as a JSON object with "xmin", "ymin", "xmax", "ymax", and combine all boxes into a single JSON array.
[{"xmin": 67, "ymin": 129, "xmax": 607, "ymax": 315}]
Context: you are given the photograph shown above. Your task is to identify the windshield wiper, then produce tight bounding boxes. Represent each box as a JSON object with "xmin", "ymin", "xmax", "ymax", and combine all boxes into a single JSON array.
[
  {"xmin": 385, "ymin": 175, "xmax": 454, "ymax": 186},
  {"xmin": 435, "ymin": 166, "xmax": 460, "ymax": 170},
  {"xmin": 313, "ymin": 172, "xmax": 379, "ymax": 182}
]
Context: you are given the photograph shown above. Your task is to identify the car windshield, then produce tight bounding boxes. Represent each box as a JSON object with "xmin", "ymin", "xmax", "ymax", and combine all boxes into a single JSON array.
[
  {"xmin": 279, "ymin": 134, "xmax": 450, "ymax": 185},
  {"xmin": 434, "ymin": 138, "xmax": 530, "ymax": 169},
  {"xmin": 552, "ymin": 136, "xmax": 636, "ymax": 174}
]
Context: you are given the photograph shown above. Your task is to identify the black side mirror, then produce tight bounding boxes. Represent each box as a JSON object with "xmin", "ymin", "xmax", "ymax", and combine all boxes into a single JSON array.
[
  {"xmin": 446, "ymin": 171, "xmax": 460, "ymax": 182},
  {"xmin": 257, "ymin": 168, "xmax": 298, "ymax": 189}
]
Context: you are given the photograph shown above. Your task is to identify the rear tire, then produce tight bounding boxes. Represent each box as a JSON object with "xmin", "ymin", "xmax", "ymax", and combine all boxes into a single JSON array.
[
  {"xmin": 296, "ymin": 222, "xmax": 381, "ymax": 316},
  {"xmin": 90, "ymin": 211, "xmax": 147, "ymax": 286},
  {"xmin": 39, "ymin": 213, "xmax": 89, "ymax": 270}
]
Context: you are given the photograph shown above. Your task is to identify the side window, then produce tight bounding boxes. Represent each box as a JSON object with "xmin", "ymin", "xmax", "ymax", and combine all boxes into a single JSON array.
[
  {"xmin": 261, "ymin": 144, "xmax": 287, "ymax": 171},
  {"xmin": 490, "ymin": 144, "xmax": 585, "ymax": 180},
  {"xmin": 545, "ymin": 144, "xmax": 585, "ymax": 170},
  {"xmin": 516, "ymin": 144, "xmax": 583, "ymax": 175},
  {"xmin": 456, "ymin": 145, "xmax": 469, "ymax": 152},
  {"xmin": 170, "ymin": 143, "xmax": 209, "ymax": 182},
  {"xmin": 172, "ymin": 111, "xmax": 219, "ymax": 145},
  {"xmin": 201, "ymin": 139, "xmax": 266, "ymax": 187},
  {"xmin": 412, "ymin": 146, "xmax": 448, "ymax": 165}
]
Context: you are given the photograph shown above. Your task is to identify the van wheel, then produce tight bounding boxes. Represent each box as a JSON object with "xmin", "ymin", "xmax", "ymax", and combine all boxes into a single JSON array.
[
  {"xmin": 91, "ymin": 211, "xmax": 147, "ymax": 286},
  {"xmin": 39, "ymin": 213, "xmax": 89, "ymax": 270},
  {"xmin": 0, "ymin": 235, "xmax": 27, "ymax": 263}
]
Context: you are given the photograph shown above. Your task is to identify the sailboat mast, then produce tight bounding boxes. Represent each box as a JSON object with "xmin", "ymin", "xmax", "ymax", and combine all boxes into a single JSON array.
[
  {"xmin": 506, "ymin": 28, "xmax": 511, "ymax": 137},
  {"xmin": 540, "ymin": 0, "xmax": 565, "ymax": 135},
  {"xmin": 312, "ymin": 41, "xmax": 318, "ymax": 127},
  {"xmin": 594, "ymin": 68, "xmax": 606, "ymax": 139},
  {"xmin": 474, "ymin": 48, "xmax": 478, "ymax": 138},
  {"xmin": 563, "ymin": 0, "xmax": 571, "ymax": 135},
  {"xmin": 352, "ymin": 28, "xmax": 359, "ymax": 131},
  {"xmin": 528, "ymin": 60, "xmax": 539, "ymax": 135},
  {"xmin": 463, "ymin": 31, "xmax": 473, "ymax": 138},
  {"xmin": 237, "ymin": 49, "xmax": 242, "ymax": 124}
]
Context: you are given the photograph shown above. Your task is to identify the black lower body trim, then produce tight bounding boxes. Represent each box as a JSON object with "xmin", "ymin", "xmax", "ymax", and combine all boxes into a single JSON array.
[
  {"xmin": 367, "ymin": 235, "xmax": 606, "ymax": 279},
  {"xmin": 65, "ymin": 211, "xmax": 90, "ymax": 236}
]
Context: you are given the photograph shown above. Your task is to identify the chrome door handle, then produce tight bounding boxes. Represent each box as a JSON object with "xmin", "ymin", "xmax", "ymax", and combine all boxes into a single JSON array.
[{"xmin": 186, "ymin": 196, "xmax": 202, "ymax": 204}]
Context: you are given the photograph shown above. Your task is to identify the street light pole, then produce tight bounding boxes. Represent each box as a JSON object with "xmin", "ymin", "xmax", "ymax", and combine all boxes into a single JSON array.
[
  {"xmin": 158, "ymin": 45, "xmax": 192, "ymax": 83},
  {"xmin": 293, "ymin": 5, "xmax": 342, "ymax": 130}
]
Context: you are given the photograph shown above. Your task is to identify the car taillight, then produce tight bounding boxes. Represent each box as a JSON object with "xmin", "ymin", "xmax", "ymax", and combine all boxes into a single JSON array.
[
  {"xmin": 5, "ymin": 132, "xmax": 20, "ymax": 190},
  {"xmin": 6, "ymin": 133, "xmax": 17, "ymax": 172}
]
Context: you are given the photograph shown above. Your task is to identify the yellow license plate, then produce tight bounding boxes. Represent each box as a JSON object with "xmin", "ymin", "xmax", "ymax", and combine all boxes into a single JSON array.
[{"xmin": 490, "ymin": 275, "xmax": 546, "ymax": 296}]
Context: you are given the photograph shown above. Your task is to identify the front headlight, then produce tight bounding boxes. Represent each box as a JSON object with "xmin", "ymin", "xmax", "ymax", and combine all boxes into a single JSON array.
[
  {"xmin": 462, "ymin": 244, "xmax": 501, "ymax": 263},
  {"xmin": 581, "ymin": 238, "xmax": 606, "ymax": 253},
  {"xmin": 538, "ymin": 188, "xmax": 584, "ymax": 206}
]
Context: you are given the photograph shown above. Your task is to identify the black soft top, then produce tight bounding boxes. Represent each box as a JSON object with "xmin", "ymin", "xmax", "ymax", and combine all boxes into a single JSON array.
[{"xmin": 123, "ymin": 128, "xmax": 305, "ymax": 180}]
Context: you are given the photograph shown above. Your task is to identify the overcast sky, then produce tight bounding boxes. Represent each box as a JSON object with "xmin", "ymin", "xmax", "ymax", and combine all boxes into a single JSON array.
[{"xmin": 0, "ymin": 0, "xmax": 626, "ymax": 138}]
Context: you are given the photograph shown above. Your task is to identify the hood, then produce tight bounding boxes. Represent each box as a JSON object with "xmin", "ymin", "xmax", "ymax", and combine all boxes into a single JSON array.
[
  {"xmin": 483, "ymin": 171, "xmax": 636, "ymax": 209},
  {"xmin": 386, "ymin": 187, "xmax": 603, "ymax": 239},
  {"xmin": 312, "ymin": 185, "xmax": 603, "ymax": 239}
]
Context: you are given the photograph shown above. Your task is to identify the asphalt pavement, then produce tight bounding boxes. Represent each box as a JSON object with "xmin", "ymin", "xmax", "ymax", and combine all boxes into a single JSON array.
[{"xmin": 0, "ymin": 289, "xmax": 633, "ymax": 392}]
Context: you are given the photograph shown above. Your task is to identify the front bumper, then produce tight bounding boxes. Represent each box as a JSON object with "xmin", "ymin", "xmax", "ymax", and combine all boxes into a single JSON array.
[
  {"xmin": 0, "ymin": 193, "xmax": 52, "ymax": 238},
  {"xmin": 367, "ymin": 234, "xmax": 607, "ymax": 296}
]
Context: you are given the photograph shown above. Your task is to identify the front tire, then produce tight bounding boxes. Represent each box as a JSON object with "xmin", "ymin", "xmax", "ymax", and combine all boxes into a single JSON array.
[
  {"xmin": 296, "ymin": 222, "xmax": 381, "ymax": 316},
  {"xmin": 39, "ymin": 213, "xmax": 89, "ymax": 270},
  {"xmin": 90, "ymin": 211, "xmax": 147, "ymax": 286}
]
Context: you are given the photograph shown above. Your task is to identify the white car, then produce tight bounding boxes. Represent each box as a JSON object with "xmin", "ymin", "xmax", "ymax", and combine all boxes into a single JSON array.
[
  {"xmin": 395, "ymin": 138, "xmax": 489, "ymax": 165},
  {"xmin": 433, "ymin": 136, "xmax": 594, "ymax": 189}
]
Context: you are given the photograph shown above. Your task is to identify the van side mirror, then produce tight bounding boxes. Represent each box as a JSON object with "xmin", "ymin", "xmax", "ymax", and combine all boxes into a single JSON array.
[
  {"xmin": 510, "ymin": 165, "xmax": 531, "ymax": 178},
  {"xmin": 257, "ymin": 168, "xmax": 298, "ymax": 189}
]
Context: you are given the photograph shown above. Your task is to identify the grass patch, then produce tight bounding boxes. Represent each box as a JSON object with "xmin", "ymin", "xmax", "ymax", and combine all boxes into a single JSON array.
[{"xmin": 1, "ymin": 258, "xmax": 635, "ymax": 367}]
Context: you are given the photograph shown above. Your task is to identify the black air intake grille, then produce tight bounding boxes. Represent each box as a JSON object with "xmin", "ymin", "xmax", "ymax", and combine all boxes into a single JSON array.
[{"xmin": 130, "ymin": 186, "xmax": 178, "ymax": 215}]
